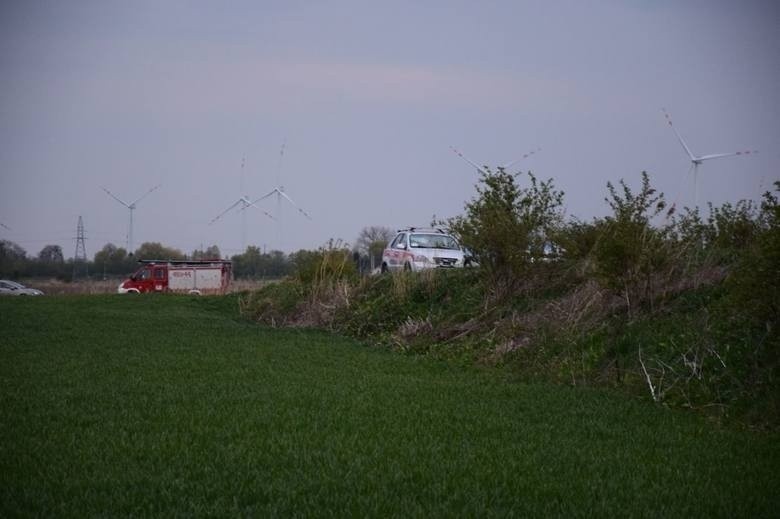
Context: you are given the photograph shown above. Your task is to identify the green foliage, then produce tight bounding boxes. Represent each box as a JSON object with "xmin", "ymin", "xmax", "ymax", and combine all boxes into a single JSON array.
[
  {"xmin": 190, "ymin": 244, "xmax": 221, "ymax": 260},
  {"xmin": 354, "ymin": 225, "xmax": 394, "ymax": 271},
  {"xmin": 0, "ymin": 240, "xmax": 28, "ymax": 278},
  {"xmin": 93, "ymin": 243, "xmax": 136, "ymax": 276},
  {"xmin": 708, "ymin": 199, "xmax": 763, "ymax": 253},
  {"xmin": 725, "ymin": 184, "xmax": 780, "ymax": 328},
  {"xmin": 37, "ymin": 245, "xmax": 64, "ymax": 264},
  {"xmin": 240, "ymin": 279, "xmax": 306, "ymax": 326},
  {"xmin": 669, "ymin": 198, "xmax": 766, "ymax": 270},
  {"xmin": 710, "ymin": 184, "xmax": 780, "ymax": 423},
  {"xmin": 447, "ymin": 170, "xmax": 564, "ymax": 282},
  {"xmin": 230, "ymin": 246, "xmax": 290, "ymax": 278},
  {"xmin": 333, "ymin": 269, "xmax": 483, "ymax": 341},
  {"xmin": 592, "ymin": 172, "xmax": 669, "ymax": 314},
  {"xmin": 290, "ymin": 239, "xmax": 356, "ymax": 287},
  {"xmin": 552, "ymin": 218, "xmax": 602, "ymax": 262},
  {"xmin": 241, "ymin": 240, "xmax": 360, "ymax": 326},
  {"xmin": 134, "ymin": 241, "xmax": 185, "ymax": 261}
]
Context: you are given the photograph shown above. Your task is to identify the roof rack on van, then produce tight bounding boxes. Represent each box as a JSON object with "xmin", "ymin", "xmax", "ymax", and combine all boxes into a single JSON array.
[
  {"xmin": 397, "ymin": 227, "xmax": 448, "ymax": 234},
  {"xmin": 137, "ymin": 259, "xmax": 232, "ymax": 265}
]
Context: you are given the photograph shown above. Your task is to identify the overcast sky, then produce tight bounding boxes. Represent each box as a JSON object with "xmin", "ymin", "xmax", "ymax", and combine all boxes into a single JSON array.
[{"xmin": 1, "ymin": 0, "xmax": 778, "ymax": 258}]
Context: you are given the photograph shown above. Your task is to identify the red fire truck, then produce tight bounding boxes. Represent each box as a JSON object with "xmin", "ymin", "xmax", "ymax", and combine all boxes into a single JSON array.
[{"xmin": 117, "ymin": 260, "xmax": 233, "ymax": 295}]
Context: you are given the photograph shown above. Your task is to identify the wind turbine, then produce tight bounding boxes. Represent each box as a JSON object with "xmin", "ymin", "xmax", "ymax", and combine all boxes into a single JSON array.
[
  {"xmin": 662, "ymin": 108, "xmax": 757, "ymax": 206},
  {"xmin": 241, "ymin": 143, "xmax": 312, "ymax": 250},
  {"xmin": 101, "ymin": 184, "xmax": 161, "ymax": 253},
  {"xmin": 450, "ymin": 145, "xmax": 541, "ymax": 176},
  {"xmin": 209, "ymin": 157, "xmax": 275, "ymax": 251}
]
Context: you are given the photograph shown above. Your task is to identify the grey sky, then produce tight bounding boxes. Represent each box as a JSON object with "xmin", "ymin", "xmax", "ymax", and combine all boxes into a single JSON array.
[{"xmin": 1, "ymin": 1, "xmax": 778, "ymax": 258}]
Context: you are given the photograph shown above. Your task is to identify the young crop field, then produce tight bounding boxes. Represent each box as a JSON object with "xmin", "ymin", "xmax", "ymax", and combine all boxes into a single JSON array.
[{"xmin": 1, "ymin": 295, "xmax": 778, "ymax": 516}]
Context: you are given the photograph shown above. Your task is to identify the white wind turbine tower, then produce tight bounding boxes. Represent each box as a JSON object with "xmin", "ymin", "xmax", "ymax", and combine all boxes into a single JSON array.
[
  {"xmin": 101, "ymin": 184, "xmax": 161, "ymax": 253},
  {"xmin": 662, "ymin": 108, "xmax": 757, "ymax": 207},
  {"xmin": 209, "ymin": 157, "xmax": 275, "ymax": 252},
  {"xmin": 450, "ymin": 145, "xmax": 541, "ymax": 176},
  {"xmin": 242, "ymin": 143, "xmax": 312, "ymax": 250}
]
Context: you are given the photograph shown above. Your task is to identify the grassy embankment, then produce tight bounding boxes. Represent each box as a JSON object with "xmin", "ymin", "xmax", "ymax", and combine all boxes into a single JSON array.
[
  {"xmin": 1, "ymin": 295, "xmax": 778, "ymax": 516},
  {"xmin": 242, "ymin": 262, "xmax": 778, "ymax": 429}
]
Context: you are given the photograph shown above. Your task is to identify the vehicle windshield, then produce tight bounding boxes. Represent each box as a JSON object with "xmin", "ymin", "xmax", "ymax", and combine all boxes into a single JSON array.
[
  {"xmin": 134, "ymin": 268, "xmax": 152, "ymax": 280},
  {"xmin": 409, "ymin": 233, "xmax": 460, "ymax": 250}
]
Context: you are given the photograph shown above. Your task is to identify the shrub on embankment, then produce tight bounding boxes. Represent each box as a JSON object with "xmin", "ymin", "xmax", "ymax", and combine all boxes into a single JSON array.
[{"xmin": 241, "ymin": 175, "xmax": 779, "ymax": 428}]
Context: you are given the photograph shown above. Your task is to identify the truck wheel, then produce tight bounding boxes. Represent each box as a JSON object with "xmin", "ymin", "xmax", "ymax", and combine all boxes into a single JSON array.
[
  {"xmin": 381, "ymin": 263, "xmax": 389, "ymax": 274},
  {"xmin": 189, "ymin": 290, "xmax": 202, "ymax": 296}
]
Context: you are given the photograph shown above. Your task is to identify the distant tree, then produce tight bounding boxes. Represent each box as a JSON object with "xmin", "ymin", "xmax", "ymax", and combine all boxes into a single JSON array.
[
  {"xmin": 354, "ymin": 226, "xmax": 394, "ymax": 271},
  {"xmin": 134, "ymin": 242, "xmax": 185, "ymax": 261},
  {"xmin": 38, "ymin": 245, "xmax": 64, "ymax": 264},
  {"xmin": 266, "ymin": 250, "xmax": 289, "ymax": 277},
  {"xmin": 94, "ymin": 243, "xmax": 135, "ymax": 275},
  {"xmin": 0, "ymin": 240, "xmax": 28, "ymax": 278},
  {"xmin": 1, "ymin": 240, "xmax": 26, "ymax": 261},
  {"xmin": 230, "ymin": 247, "xmax": 292, "ymax": 278},
  {"xmin": 355, "ymin": 226, "xmax": 394, "ymax": 254},
  {"xmin": 191, "ymin": 245, "xmax": 222, "ymax": 260},
  {"xmin": 31, "ymin": 244, "xmax": 66, "ymax": 278},
  {"xmin": 232, "ymin": 245, "xmax": 263, "ymax": 277}
]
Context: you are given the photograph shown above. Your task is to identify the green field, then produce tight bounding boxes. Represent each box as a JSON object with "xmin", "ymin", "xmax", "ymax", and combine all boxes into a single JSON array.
[{"xmin": 1, "ymin": 296, "xmax": 778, "ymax": 517}]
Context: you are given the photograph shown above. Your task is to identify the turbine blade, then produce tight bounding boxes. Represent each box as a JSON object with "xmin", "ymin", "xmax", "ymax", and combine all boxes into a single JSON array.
[
  {"xmin": 502, "ymin": 147, "xmax": 542, "ymax": 169},
  {"xmin": 208, "ymin": 199, "xmax": 244, "ymax": 225},
  {"xmin": 698, "ymin": 150, "xmax": 758, "ymax": 162},
  {"xmin": 278, "ymin": 191, "xmax": 312, "ymax": 220},
  {"xmin": 101, "ymin": 187, "xmax": 131, "ymax": 208},
  {"xmin": 662, "ymin": 109, "xmax": 696, "ymax": 161},
  {"xmin": 450, "ymin": 146, "xmax": 489, "ymax": 176},
  {"xmin": 128, "ymin": 184, "xmax": 161, "ymax": 207},
  {"xmin": 247, "ymin": 189, "xmax": 279, "ymax": 206},
  {"xmin": 0, "ymin": 222, "xmax": 10, "ymax": 231}
]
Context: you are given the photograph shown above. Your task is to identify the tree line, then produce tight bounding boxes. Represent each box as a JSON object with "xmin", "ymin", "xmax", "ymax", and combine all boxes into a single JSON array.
[{"xmin": 0, "ymin": 226, "xmax": 397, "ymax": 281}]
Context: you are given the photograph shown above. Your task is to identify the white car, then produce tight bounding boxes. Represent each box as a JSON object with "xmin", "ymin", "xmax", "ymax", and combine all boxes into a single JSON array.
[
  {"xmin": 0, "ymin": 280, "xmax": 44, "ymax": 296},
  {"xmin": 381, "ymin": 228, "xmax": 466, "ymax": 272}
]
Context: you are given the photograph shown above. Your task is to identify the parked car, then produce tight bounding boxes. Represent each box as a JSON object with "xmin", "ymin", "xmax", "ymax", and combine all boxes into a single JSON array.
[
  {"xmin": 381, "ymin": 228, "xmax": 467, "ymax": 273},
  {"xmin": 0, "ymin": 280, "xmax": 44, "ymax": 296}
]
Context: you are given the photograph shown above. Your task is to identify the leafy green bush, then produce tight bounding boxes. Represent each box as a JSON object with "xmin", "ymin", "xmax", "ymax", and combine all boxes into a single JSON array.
[
  {"xmin": 447, "ymin": 169, "xmax": 564, "ymax": 285},
  {"xmin": 591, "ymin": 172, "xmax": 670, "ymax": 315}
]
